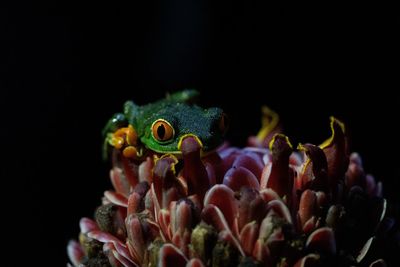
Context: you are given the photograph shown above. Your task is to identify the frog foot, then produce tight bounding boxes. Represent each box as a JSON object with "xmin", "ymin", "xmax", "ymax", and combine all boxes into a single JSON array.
[{"xmin": 108, "ymin": 125, "xmax": 143, "ymax": 159}]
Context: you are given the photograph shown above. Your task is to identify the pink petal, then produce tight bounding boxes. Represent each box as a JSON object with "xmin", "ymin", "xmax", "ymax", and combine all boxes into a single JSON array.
[
  {"xmin": 259, "ymin": 188, "xmax": 281, "ymax": 203},
  {"xmin": 126, "ymin": 214, "xmax": 145, "ymax": 264},
  {"xmin": 319, "ymin": 117, "xmax": 349, "ymax": 188},
  {"xmin": 110, "ymin": 167, "xmax": 130, "ymax": 196},
  {"xmin": 223, "ymin": 166, "xmax": 260, "ymax": 192},
  {"xmin": 104, "ymin": 243, "xmax": 124, "ymax": 267},
  {"xmin": 218, "ymin": 230, "xmax": 245, "ymax": 256},
  {"xmin": 252, "ymin": 239, "xmax": 271, "ymax": 263},
  {"xmin": 158, "ymin": 244, "xmax": 188, "ymax": 267},
  {"xmin": 79, "ymin": 217, "xmax": 99, "ymax": 233},
  {"xmin": 293, "ymin": 254, "xmax": 320, "ymax": 267},
  {"xmin": 266, "ymin": 200, "xmax": 293, "ymax": 224},
  {"xmin": 298, "ymin": 190, "xmax": 317, "ymax": 229},
  {"xmin": 264, "ymin": 134, "xmax": 293, "ymax": 199},
  {"xmin": 153, "ymin": 155, "xmax": 181, "ymax": 209},
  {"xmin": 232, "ymin": 154, "xmax": 264, "ymax": 179},
  {"xmin": 138, "ymin": 156, "xmax": 154, "ymax": 183},
  {"xmin": 67, "ymin": 240, "xmax": 84, "ymax": 267},
  {"xmin": 201, "ymin": 204, "xmax": 231, "ymax": 233},
  {"xmin": 239, "ymin": 221, "xmax": 259, "ymax": 255},
  {"xmin": 297, "ymin": 144, "xmax": 329, "ymax": 192},
  {"xmin": 202, "ymin": 151, "xmax": 224, "ymax": 184},
  {"xmin": 127, "ymin": 192, "xmax": 142, "ymax": 215},
  {"xmin": 104, "ymin": 191, "xmax": 128, "ymax": 207},
  {"xmin": 119, "ymin": 154, "xmax": 139, "ymax": 188},
  {"xmin": 306, "ymin": 227, "xmax": 336, "ymax": 255},
  {"xmin": 88, "ymin": 230, "xmax": 133, "ymax": 263},
  {"xmin": 238, "ymin": 189, "xmax": 268, "ymax": 230},
  {"xmin": 204, "ymin": 185, "xmax": 238, "ymax": 231},
  {"xmin": 158, "ymin": 209, "xmax": 172, "ymax": 241},
  {"xmin": 180, "ymin": 136, "xmax": 210, "ymax": 201},
  {"xmin": 112, "ymin": 250, "xmax": 138, "ymax": 267}
]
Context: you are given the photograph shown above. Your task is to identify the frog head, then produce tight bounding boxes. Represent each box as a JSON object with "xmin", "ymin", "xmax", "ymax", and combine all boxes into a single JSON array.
[
  {"xmin": 103, "ymin": 90, "xmax": 228, "ymax": 159},
  {"xmin": 136, "ymin": 101, "xmax": 227, "ymax": 156}
]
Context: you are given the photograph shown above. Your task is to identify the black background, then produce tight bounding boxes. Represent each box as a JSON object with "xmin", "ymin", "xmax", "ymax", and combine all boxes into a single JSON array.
[{"xmin": 1, "ymin": 1, "xmax": 400, "ymax": 266}]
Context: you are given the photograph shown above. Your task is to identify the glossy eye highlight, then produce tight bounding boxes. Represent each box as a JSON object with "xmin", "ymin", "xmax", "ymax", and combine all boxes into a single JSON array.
[{"xmin": 151, "ymin": 119, "xmax": 175, "ymax": 142}]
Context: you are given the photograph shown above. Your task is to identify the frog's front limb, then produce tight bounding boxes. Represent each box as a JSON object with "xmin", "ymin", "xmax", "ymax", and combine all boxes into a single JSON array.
[{"xmin": 107, "ymin": 124, "xmax": 144, "ymax": 159}]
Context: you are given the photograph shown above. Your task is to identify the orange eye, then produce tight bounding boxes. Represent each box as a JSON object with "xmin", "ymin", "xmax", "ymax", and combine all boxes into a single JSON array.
[
  {"xmin": 219, "ymin": 113, "xmax": 229, "ymax": 134},
  {"xmin": 151, "ymin": 119, "xmax": 175, "ymax": 142}
]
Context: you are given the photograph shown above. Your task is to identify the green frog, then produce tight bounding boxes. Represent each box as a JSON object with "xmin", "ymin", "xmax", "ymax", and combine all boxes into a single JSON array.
[{"xmin": 103, "ymin": 89, "xmax": 227, "ymax": 160}]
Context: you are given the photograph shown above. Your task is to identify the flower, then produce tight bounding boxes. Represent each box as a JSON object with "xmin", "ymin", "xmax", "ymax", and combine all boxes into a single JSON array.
[{"xmin": 68, "ymin": 109, "xmax": 398, "ymax": 267}]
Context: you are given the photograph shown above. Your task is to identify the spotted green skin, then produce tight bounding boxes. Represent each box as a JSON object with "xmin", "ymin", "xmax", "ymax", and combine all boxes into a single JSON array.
[{"xmin": 103, "ymin": 90, "xmax": 225, "ymax": 158}]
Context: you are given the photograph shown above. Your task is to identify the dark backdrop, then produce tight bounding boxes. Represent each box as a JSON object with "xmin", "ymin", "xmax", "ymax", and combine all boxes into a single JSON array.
[{"xmin": 1, "ymin": 1, "xmax": 399, "ymax": 266}]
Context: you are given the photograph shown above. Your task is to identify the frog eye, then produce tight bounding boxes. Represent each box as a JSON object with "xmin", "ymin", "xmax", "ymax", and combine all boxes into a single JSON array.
[
  {"xmin": 151, "ymin": 119, "xmax": 175, "ymax": 142},
  {"xmin": 219, "ymin": 113, "xmax": 229, "ymax": 135}
]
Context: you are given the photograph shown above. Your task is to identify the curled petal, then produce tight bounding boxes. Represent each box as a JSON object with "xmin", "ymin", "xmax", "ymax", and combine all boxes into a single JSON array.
[
  {"xmin": 79, "ymin": 217, "xmax": 99, "ymax": 234},
  {"xmin": 201, "ymin": 204, "xmax": 231, "ymax": 233},
  {"xmin": 239, "ymin": 221, "xmax": 259, "ymax": 256},
  {"xmin": 158, "ymin": 243, "xmax": 188, "ymax": 267},
  {"xmin": 126, "ymin": 214, "xmax": 145, "ymax": 264},
  {"xmin": 306, "ymin": 227, "xmax": 336, "ymax": 255},
  {"xmin": 266, "ymin": 199, "xmax": 293, "ymax": 224},
  {"xmin": 297, "ymin": 144, "xmax": 328, "ymax": 192},
  {"xmin": 103, "ymin": 243, "xmax": 125, "ymax": 267},
  {"xmin": 110, "ymin": 167, "xmax": 130, "ymax": 196},
  {"xmin": 252, "ymin": 239, "xmax": 271, "ymax": 263},
  {"xmin": 298, "ymin": 190, "xmax": 317, "ymax": 229},
  {"xmin": 293, "ymin": 254, "xmax": 320, "ymax": 267},
  {"xmin": 218, "ymin": 230, "xmax": 245, "ymax": 256},
  {"xmin": 202, "ymin": 152, "xmax": 224, "ymax": 184},
  {"xmin": 204, "ymin": 185, "xmax": 238, "ymax": 230},
  {"xmin": 319, "ymin": 117, "xmax": 349, "ymax": 187},
  {"xmin": 127, "ymin": 192, "xmax": 142, "ymax": 215},
  {"xmin": 232, "ymin": 154, "xmax": 264, "ymax": 178},
  {"xmin": 158, "ymin": 209, "xmax": 171, "ymax": 241},
  {"xmin": 112, "ymin": 249, "xmax": 138, "ymax": 267},
  {"xmin": 153, "ymin": 155, "xmax": 184, "ymax": 209},
  {"xmin": 262, "ymin": 134, "xmax": 293, "ymax": 199},
  {"xmin": 67, "ymin": 240, "xmax": 84, "ymax": 267},
  {"xmin": 223, "ymin": 167, "xmax": 260, "ymax": 192},
  {"xmin": 104, "ymin": 191, "xmax": 128, "ymax": 208},
  {"xmin": 356, "ymin": 237, "xmax": 374, "ymax": 263},
  {"xmin": 88, "ymin": 230, "xmax": 133, "ymax": 263},
  {"xmin": 345, "ymin": 153, "xmax": 366, "ymax": 189},
  {"xmin": 116, "ymin": 153, "xmax": 139, "ymax": 188},
  {"xmin": 138, "ymin": 156, "xmax": 154, "ymax": 183},
  {"xmin": 128, "ymin": 182, "xmax": 150, "ymax": 214},
  {"xmin": 259, "ymin": 188, "xmax": 281, "ymax": 203},
  {"xmin": 238, "ymin": 188, "xmax": 268, "ymax": 229},
  {"xmin": 171, "ymin": 199, "xmax": 197, "ymax": 255},
  {"xmin": 369, "ymin": 259, "xmax": 386, "ymax": 267},
  {"xmin": 180, "ymin": 136, "xmax": 210, "ymax": 201}
]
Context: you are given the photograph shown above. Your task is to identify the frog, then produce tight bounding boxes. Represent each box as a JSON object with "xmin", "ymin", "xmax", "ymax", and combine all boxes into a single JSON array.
[{"xmin": 102, "ymin": 89, "xmax": 228, "ymax": 160}]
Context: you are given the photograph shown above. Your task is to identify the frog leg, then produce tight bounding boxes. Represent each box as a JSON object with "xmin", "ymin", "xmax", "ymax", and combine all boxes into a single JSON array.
[{"xmin": 107, "ymin": 124, "xmax": 144, "ymax": 159}]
